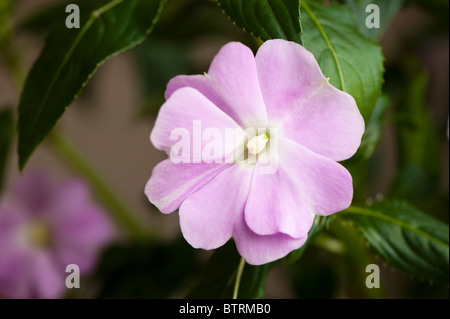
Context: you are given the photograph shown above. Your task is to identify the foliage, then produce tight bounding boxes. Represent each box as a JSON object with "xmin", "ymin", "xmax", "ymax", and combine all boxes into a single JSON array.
[{"xmin": 0, "ymin": 0, "xmax": 447, "ymax": 299}]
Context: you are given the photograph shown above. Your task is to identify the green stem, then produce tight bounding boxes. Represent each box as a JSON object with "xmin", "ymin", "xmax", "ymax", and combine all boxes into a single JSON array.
[
  {"xmin": 4, "ymin": 48, "xmax": 25, "ymax": 90},
  {"xmin": 46, "ymin": 132, "xmax": 151, "ymax": 240},
  {"xmin": 233, "ymin": 257, "xmax": 246, "ymax": 299}
]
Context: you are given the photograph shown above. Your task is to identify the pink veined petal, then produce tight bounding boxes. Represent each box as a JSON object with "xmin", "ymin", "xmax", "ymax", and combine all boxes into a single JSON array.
[
  {"xmin": 165, "ymin": 75, "xmax": 227, "ymax": 115},
  {"xmin": 151, "ymin": 87, "xmax": 242, "ymax": 158},
  {"xmin": 145, "ymin": 159, "xmax": 230, "ymax": 214},
  {"xmin": 233, "ymin": 218, "xmax": 308, "ymax": 266},
  {"xmin": 166, "ymin": 42, "xmax": 268, "ymax": 128},
  {"xmin": 256, "ymin": 39, "xmax": 364, "ymax": 161},
  {"xmin": 148, "ymin": 86, "xmax": 246, "ymax": 214},
  {"xmin": 245, "ymin": 138, "xmax": 354, "ymax": 239},
  {"xmin": 179, "ymin": 164, "xmax": 254, "ymax": 250},
  {"xmin": 177, "ymin": 160, "xmax": 307, "ymax": 265}
]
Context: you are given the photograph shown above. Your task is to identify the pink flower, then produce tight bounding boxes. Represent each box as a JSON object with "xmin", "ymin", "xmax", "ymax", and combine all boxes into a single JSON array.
[
  {"xmin": 0, "ymin": 172, "xmax": 114, "ymax": 298},
  {"xmin": 145, "ymin": 39, "xmax": 364, "ymax": 265}
]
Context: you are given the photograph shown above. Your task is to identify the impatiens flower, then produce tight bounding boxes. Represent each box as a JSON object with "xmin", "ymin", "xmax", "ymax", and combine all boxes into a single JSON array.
[
  {"xmin": 145, "ymin": 39, "xmax": 364, "ymax": 265},
  {"xmin": 0, "ymin": 172, "xmax": 114, "ymax": 298}
]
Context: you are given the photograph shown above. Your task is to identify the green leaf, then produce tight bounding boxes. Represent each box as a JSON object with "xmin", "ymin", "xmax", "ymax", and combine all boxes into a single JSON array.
[
  {"xmin": 18, "ymin": 0, "xmax": 105, "ymax": 36},
  {"xmin": 17, "ymin": 0, "xmax": 167, "ymax": 169},
  {"xmin": 345, "ymin": 0, "xmax": 404, "ymax": 40},
  {"xmin": 0, "ymin": 108, "xmax": 14, "ymax": 195},
  {"xmin": 395, "ymin": 73, "xmax": 440, "ymax": 175},
  {"xmin": 188, "ymin": 241, "xmax": 272, "ymax": 299},
  {"xmin": 390, "ymin": 73, "xmax": 442, "ymax": 207},
  {"xmin": 286, "ymin": 215, "xmax": 332, "ymax": 264},
  {"xmin": 217, "ymin": 0, "xmax": 303, "ymax": 44},
  {"xmin": 340, "ymin": 201, "xmax": 449, "ymax": 284},
  {"xmin": 301, "ymin": 0, "xmax": 384, "ymax": 121}
]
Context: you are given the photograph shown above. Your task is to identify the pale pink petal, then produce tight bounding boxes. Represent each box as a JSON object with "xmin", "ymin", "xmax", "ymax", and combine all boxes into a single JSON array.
[
  {"xmin": 0, "ymin": 204, "xmax": 29, "ymax": 291},
  {"xmin": 50, "ymin": 180, "xmax": 114, "ymax": 246},
  {"xmin": 179, "ymin": 164, "xmax": 254, "ymax": 250},
  {"xmin": 0, "ymin": 250, "xmax": 30, "ymax": 299},
  {"xmin": 0, "ymin": 216, "xmax": 59, "ymax": 299},
  {"xmin": 245, "ymin": 138, "xmax": 353, "ymax": 239},
  {"xmin": 145, "ymin": 159, "xmax": 230, "ymax": 214},
  {"xmin": 176, "ymin": 159, "xmax": 308, "ymax": 265},
  {"xmin": 0, "ymin": 203, "xmax": 35, "ymax": 299},
  {"xmin": 256, "ymin": 39, "xmax": 364, "ymax": 161},
  {"xmin": 0, "ymin": 207, "xmax": 30, "ymax": 299},
  {"xmin": 233, "ymin": 217, "xmax": 308, "ymax": 266},
  {"xmin": 166, "ymin": 42, "xmax": 267, "ymax": 128},
  {"xmin": 11, "ymin": 171, "xmax": 54, "ymax": 215},
  {"xmin": 53, "ymin": 247, "xmax": 96, "ymax": 275},
  {"xmin": 151, "ymin": 87, "xmax": 242, "ymax": 159},
  {"xmin": 165, "ymin": 75, "xmax": 227, "ymax": 114},
  {"xmin": 50, "ymin": 180, "xmax": 114, "ymax": 273},
  {"xmin": 148, "ymin": 87, "xmax": 246, "ymax": 214},
  {"xmin": 30, "ymin": 251, "xmax": 64, "ymax": 299},
  {"xmin": 0, "ymin": 202, "xmax": 27, "ymax": 250}
]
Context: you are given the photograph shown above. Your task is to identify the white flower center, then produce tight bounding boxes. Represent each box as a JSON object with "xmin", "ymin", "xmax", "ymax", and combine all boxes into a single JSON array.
[{"xmin": 247, "ymin": 133, "xmax": 269, "ymax": 155}]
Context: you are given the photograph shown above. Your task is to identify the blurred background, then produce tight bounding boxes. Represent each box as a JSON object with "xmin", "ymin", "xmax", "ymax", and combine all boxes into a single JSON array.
[{"xmin": 0, "ymin": 0, "xmax": 448, "ymax": 298}]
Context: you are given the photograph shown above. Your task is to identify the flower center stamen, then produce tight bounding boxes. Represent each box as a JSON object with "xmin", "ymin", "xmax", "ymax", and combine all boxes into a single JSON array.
[
  {"xmin": 26, "ymin": 221, "xmax": 51, "ymax": 248},
  {"xmin": 247, "ymin": 133, "xmax": 269, "ymax": 155}
]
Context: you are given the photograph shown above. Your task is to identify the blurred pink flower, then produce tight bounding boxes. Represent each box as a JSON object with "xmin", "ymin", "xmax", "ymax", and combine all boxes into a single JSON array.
[
  {"xmin": 0, "ymin": 172, "xmax": 114, "ymax": 299},
  {"xmin": 145, "ymin": 39, "xmax": 364, "ymax": 265}
]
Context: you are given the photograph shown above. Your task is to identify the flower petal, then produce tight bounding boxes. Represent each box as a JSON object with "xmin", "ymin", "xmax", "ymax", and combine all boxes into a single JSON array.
[
  {"xmin": 50, "ymin": 180, "xmax": 114, "ymax": 245},
  {"xmin": 256, "ymin": 39, "xmax": 364, "ymax": 161},
  {"xmin": 0, "ymin": 204, "xmax": 33, "ymax": 298},
  {"xmin": 30, "ymin": 251, "xmax": 64, "ymax": 299},
  {"xmin": 166, "ymin": 42, "xmax": 268, "ymax": 128},
  {"xmin": 233, "ymin": 218, "xmax": 307, "ymax": 266},
  {"xmin": 148, "ymin": 86, "xmax": 247, "ymax": 214},
  {"xmin": 145, "ymin": 159, "xmax": 230, "ymax": 214},
  {"xmin": 11, "ymin": 171, "xmax": 55, "ymax": 215},
  {"xmin": 151, "ymin": 87, "xmax": 242, "ymax": 158},
  {"xmin": 0, "ymin": 249, "xmax": 30, "ymax": 298},
  {"xmin": 50, "ymin": 180, "xmax": 114, "ymax": 273},
  {"xmin": 178, "ymin": 160, "xmax": 307, "ymax": 265},
  {"xmin": 245, "ymin": 138, "xmax": 353, "ymax": 239},
  {"xmin": 179, "ymin": 164, "xmax": 254, "ymax": 250},
  {"xmin": 165, "ymin": 74, "xmax": 226, "ymax": 114}
]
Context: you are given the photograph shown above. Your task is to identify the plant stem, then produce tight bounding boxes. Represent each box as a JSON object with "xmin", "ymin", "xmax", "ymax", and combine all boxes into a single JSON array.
[
  {"xmin": 46, "ymin": 132, "xmax": 151, "ymax": 240},
  {"xmin": 233, "ymin": 257, "xmax": 246, "ymax": 299}
]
